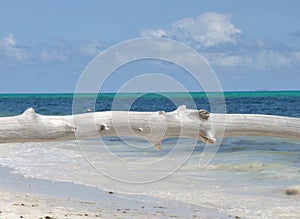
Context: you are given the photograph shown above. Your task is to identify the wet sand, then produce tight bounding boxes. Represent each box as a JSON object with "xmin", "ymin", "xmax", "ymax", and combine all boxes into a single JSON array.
[{"xmin": 0, "ymin": 166, "xmax": 230, "ymax": 218}]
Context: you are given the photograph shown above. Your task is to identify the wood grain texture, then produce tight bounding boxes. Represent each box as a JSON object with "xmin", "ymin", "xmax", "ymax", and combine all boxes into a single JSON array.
[{"xmin": 0, "ymin": 106, "xmax": 299, "ymax": 148}]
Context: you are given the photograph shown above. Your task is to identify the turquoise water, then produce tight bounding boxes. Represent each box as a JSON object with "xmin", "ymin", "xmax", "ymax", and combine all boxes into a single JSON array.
[{"xmin": 0, "ymin": 90, "xmax": 300, "ymax": 218}]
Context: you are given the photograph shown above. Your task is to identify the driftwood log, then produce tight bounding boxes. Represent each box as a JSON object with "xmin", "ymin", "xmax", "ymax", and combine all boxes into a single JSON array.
[{"xmin": 0, "ymin": 105, "xmax": 299, "ymax": 149}]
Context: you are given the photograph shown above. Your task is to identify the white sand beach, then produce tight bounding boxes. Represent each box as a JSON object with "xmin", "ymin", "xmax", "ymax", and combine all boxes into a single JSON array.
[{"xmin": 0, "ymin": 165, "xmax": 231, "ymax": 219}]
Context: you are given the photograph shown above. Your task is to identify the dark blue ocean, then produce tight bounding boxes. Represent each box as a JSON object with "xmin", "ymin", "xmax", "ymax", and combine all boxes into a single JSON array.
[{"xmin": 1, "ymin": 91, "xmax": 300, "ymax": 117}]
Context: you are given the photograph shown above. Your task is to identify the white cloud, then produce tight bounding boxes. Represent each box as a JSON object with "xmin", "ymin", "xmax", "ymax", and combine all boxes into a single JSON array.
[
  {"xmin": 140, "ymin": 28, "xmax": 169, "ymax": 38},
  {"xmin": 0, "ymin": 34, "xmax": 31, "ymax": 62},
  {"xmin": 139, "ymin": 13, "xmax": 300, "ymax": 72},
  {"xmin": 255, "ymin": 50, "xmax": 291, "ymax": 70},
  {"xmin": 140, "ymin": 12, "xmax": 241, "ymax": 48},
  {"xmin": 204, "ymin": 50, "xmax": 293, "ymax": 70},
  {"xmin": 292, "ymin": 51, "xmax": 300, "ymax": 63},
  {"xmin": 74, "ymin": 39, "xmax": 103, "ymax": 57},
  {"xmin": 0, "ymin": 35, "xmax": 104, "ymax": 65},
  {"xmin": 39, "ymin": 38, "xmax": 103, "ymax": 63},
  {"xmin": 204, "ymin": 53, "xmax": 247, "ymax": 68},
  {"xmin": 40, "ymin": 50, "xmax": 68, "ymax": 62},
  {"xmin": 172, "ymin": 12, "xmax": 241, "ymax": 47}
]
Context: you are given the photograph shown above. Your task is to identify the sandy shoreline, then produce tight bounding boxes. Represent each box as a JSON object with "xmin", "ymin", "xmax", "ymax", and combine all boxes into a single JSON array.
[
  {"xmin": 0, "ymin": 166, "xmax": 230, "ymax": 219},
  {"xmin": 2, "ymin": 190, "xmax": 192, "ymax": 219}
]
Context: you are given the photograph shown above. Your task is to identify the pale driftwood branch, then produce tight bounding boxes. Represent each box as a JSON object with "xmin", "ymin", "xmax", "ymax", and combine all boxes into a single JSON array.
[{"xmin": 0, "ymin": 106, "xmax": 299, "ymax": 149}]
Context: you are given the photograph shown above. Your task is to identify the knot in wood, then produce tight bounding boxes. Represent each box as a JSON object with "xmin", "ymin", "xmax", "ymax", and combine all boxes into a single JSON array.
[{"xmin": 198, "ymin": 109, "xmax": 210, "ymax": 120}]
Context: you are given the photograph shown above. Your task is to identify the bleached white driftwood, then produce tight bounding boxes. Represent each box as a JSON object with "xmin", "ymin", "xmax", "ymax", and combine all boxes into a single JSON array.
[{"xmin": 0, "ymin": 106, "xmax": 299, "ymax": 149}]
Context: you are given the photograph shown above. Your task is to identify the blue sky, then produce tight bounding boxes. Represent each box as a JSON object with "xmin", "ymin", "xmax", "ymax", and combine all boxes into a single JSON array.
[{"xmin": 0, "ymin": 0, "xmax": 300, "ymax": 92}]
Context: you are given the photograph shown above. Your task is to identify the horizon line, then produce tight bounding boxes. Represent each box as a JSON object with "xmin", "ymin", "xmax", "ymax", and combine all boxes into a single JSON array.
[{"xmin": 0, "ymin": 89, "xmax": 299, "ymax": 95}]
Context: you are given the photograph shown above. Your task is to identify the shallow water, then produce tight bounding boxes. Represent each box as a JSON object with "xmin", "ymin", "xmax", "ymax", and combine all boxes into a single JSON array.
[{"xmin": 0, "ymin": 137, "xmax": 299, "ymax": 218}]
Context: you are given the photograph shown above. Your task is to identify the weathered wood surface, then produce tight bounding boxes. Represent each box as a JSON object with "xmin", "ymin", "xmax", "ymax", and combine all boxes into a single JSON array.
[{"xmin": 0, "ymin": 106, "xmax": 299, "ymax": 148}]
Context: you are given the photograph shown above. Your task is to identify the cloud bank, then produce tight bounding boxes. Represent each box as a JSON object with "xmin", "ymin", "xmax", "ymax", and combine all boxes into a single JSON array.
[
  {"xmin": 0, "ymin": 34, "xmax": 103, "ymax": 65},
  {"xmin": 141, "ymin": 12, "xmax": 241, "ymax": 48},
  {"xmin": 140, "ymin": 12, "xmax": 300, "ymax": 72}
]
